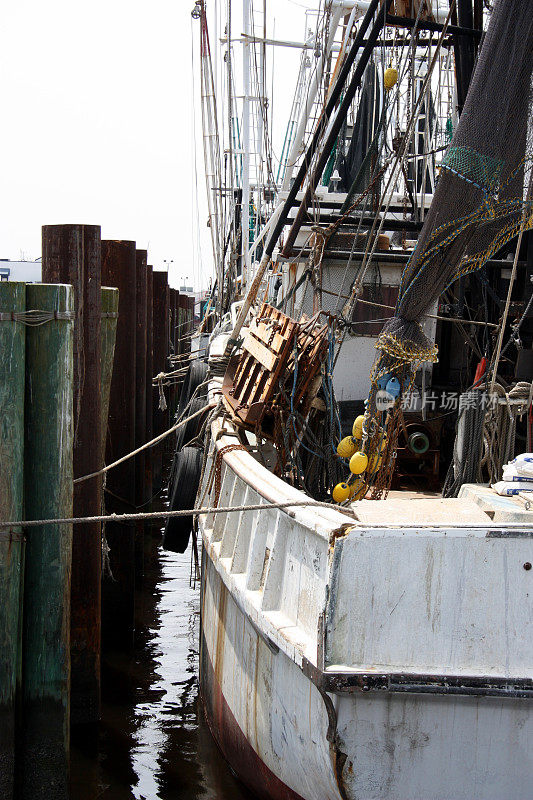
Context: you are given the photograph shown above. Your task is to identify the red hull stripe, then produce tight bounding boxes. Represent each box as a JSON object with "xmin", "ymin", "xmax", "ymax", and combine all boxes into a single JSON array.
[{"xmin": 200, "ymin": 631, "xmax": 307, "ymax": 800}]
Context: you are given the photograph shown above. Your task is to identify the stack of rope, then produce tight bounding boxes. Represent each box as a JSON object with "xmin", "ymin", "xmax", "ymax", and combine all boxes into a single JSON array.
[
  {"xmin": 484, "ymin": 381, "xmax": 533, "ymax": 483},
  {"xmin": 443, "ymin": 381, "xmax": 533, "ymax": 497}
]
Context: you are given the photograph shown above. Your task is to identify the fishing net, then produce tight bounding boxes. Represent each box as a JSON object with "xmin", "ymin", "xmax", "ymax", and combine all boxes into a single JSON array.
[
  {"xmin": 360, "ymin": 0, "xmax": 533, "ymax": 494},
  {"xmin": 335, "ymin": 64, "xmax": 382, "ymax": 194}
]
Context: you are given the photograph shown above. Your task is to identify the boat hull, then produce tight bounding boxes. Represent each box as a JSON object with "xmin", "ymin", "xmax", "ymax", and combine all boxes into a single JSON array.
[
  {"xmin": 198, "ymin": 415, "xmax": 533, "ymax": 800},
  {"xmin": 200, "ymin": 542, "xmax": 533, "ymax": 800},
  {"xmin": 200, "ymin": 625, "xmax": 306, "ymax": 800},
  {"xmin": 200, "ymin": 548, "xmax": 343, "ymax": 800}
]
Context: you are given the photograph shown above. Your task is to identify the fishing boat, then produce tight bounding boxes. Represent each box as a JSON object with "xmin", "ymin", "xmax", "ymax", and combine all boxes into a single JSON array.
[{"xmin": 167, "ymin": 0, "xmax": 533, "ymax": 797}]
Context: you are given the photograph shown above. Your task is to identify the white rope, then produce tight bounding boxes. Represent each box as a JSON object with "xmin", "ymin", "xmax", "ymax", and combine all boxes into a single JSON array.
[
  {"xmin": 0, "ymin": 499, "xmax": 351, "ymax": 530},
  {"xmin": 2, "ymin": 498, "xmax": 531, "ymax": 531},
  {"xmin": 74, "ymin": 402, "xmax": 215, "ymax": 485}
]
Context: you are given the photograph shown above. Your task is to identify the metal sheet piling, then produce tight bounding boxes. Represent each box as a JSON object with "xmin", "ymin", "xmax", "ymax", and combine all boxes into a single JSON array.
[
  {"xmin": 101, "ymin": 240, "xmax": 137, "ymax": 647},
  {"xmin": 169, "ymin": 288, "xmax": 178, "ymax": 415},
  {"xmin": 152, "ymin": 271, "xmax": 169, "ymax": 490},
  {"xmin": 21, "ymin": 283, "xmax": 74, "ymax": 800},
  {"xmin": 145, "ymin": 266, "xmax": 153, "ymax": 511},
  {"xmin": 135, "ymin": 250, "xmax": 147, "ymax": 580},
  {"xmin": 0, "ymin": 282, "xmax": 25, "ymax": 799},
  {"xmin": 42, "ymin": 224, "xmax": 102, "ymax": 725},
  {"xmin": 187, "ymin": 295, "xmax": 195, "ymax": 354},
  {"xmin": 177, "ymin": 292, "xmax": 184, "ymax": 358}
]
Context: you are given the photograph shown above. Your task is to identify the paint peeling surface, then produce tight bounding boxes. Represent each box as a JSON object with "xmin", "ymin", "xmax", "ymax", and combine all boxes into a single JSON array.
[{"xmin": 199, "ymin": 415, "xmax": 533, "ymax": 800}]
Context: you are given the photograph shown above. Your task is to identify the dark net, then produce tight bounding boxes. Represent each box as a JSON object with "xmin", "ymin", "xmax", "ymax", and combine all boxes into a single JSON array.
[
  {"xmin": 397, "ymin": 0, "xmax": 533, "ymax": 321},
  {"xmin": 362, "ymin": 0, "xmax": 533, "ymax": 493}
]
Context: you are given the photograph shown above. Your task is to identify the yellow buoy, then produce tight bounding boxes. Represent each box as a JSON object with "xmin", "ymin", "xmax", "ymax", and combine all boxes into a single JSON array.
[
  {"xmin": 349, "ymin": 479, "xmax": 367, "ymax": 500},
  {"xmin": 384, "ymin": 67, "xmax": 398, "ymax": 90},
  {"xmin": 332, "ymin": 482, "xmax": 351, "ymax": 503},
  {"xmin": 352, "ymin": 415, "xmax": 365, "ymax": 437},
  {"xmin": 336, "ymin": 436, "xmax": 357, "ymax": 459},
  {"xmin": 349, "ymin": 451, "xmax": 368, "ymax": 475}
]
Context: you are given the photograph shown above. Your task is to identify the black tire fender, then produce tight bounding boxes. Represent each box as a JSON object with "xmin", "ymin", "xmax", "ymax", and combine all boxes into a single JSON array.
[{"xmin": 163, "ymin": 446, "xmax": 203, "ymax": 553}]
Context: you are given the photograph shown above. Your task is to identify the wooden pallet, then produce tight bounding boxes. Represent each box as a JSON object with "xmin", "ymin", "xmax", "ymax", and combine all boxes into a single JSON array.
[
  {"xmin": 222, "ymin": 304, "xmax": 330, "ymax": 440},
  {"xmin": 223, "ymin": 304, "xmax": 297, "ymax": 428}
]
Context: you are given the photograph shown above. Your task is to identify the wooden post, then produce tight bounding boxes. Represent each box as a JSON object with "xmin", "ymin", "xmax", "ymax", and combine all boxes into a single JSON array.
[
  {"xmin": 0, "ymin": 282, "xmax": 25, "ymax": 799},
  {"xmin": 100, "ymin": 287, "xmax": 119, "ymax": 466},
  {"xmin": 152, "ymin": 271, "xmax": 169, "ymax": 490},
  {"xmin": 135, "ymin": 250, "xmax": 147, "ymax": 580},
  {"xmin": 42, "ymin": 224, "xmax": 102, "ymax": 725},
  {"xmin": 21, "ymin": 283, "xmax": 74, "ymax": 800},
  {"xmin": 145, "ymin": 266, "xmax": 153, "ymax": 511},
  {"xmin": 101, "ymin": 240, "xmax": 136, "ymax": 648}
]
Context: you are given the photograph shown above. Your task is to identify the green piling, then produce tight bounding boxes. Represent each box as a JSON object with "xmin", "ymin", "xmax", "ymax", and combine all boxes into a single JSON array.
[
  {"xmin": 21, "ymin": 283, "xmax": 74, "ymax": 799},
  {"xmin": 0, "ymin": 282, "xmax": 25, "ymax": 799}
]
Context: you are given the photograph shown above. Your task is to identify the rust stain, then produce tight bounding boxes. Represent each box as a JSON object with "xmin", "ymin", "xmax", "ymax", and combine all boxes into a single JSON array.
[
  {"xmin": 260, "ymin": 547, "xmax": 270, "ymax": 589},
  {"xmin": 214, "ymin": 580, "xmax": 227, "ymax": 686},
  {"xmin": 331, "ymin": 744, "xmax": 349, "ymax": 800},
  {"xmin": 329, "ymin": 523, "xmax": 355, "ymax": 549},
  {"xmin": 201, "ymin": 629, "xmax": 307, "ymax": 800},
  {"xmin": 253, "ymin": 635, "xmax": 260, "ymax": 752}
]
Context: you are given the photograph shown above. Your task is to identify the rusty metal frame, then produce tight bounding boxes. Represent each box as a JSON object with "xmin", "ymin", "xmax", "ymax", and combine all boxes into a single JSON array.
[{"xmin": 302, "ymin": 658, "xmax": 533, "ymax": 698}]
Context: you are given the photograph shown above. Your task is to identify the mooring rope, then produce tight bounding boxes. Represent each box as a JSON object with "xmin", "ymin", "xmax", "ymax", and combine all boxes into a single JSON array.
[
  {"xmin": 0, "ymin": 500, "xmax": 351, "ymax": 530},
  {"xmin": 74, "ymin": 402, "xmax": 216, "ymax": 485}
]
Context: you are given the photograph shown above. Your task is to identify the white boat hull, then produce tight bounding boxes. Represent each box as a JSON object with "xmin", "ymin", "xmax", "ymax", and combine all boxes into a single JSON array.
[{"xmin": 198, "ymin": 417, "xmax": 533, "ymax": 800}]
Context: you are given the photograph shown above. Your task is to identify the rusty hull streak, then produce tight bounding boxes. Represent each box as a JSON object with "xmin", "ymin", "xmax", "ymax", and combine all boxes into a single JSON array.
[
  {"xmin": 200, "ymin": 629, "xmax": 307, "ymax": 800},
  {"xmin": 200, "ymin": 548, "xmax": 317, "ymax": 800},
  {"xmin": 328, "ymin": 523, "xmax": 356, "ymax": 550},
  {"xmin": 300, "ymin": 657, "xmax": 349, "ymax": 800},
  {"xmin": 315, "ymin": 685, "xmax": 349, "ymax": 800},
  {"xmin": 214, "ymin": 577, "xmax": 227, "ymax": 687}
]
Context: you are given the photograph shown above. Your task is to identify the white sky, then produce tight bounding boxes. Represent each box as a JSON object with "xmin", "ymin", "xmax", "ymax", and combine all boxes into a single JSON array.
[{"xmin": 1, "ymin": 0, "xmax": 321, "ymax": 290}]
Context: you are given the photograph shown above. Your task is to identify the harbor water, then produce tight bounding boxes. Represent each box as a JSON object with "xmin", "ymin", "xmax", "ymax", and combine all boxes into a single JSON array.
[{"xmin": 70, "ymin": 520, "xmax": 255, "ymax": 800}]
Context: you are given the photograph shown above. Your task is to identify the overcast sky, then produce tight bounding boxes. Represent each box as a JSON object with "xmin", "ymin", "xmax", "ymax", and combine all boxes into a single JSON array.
[{"xmin": 1, "ymin": 0, "xmax": 319, "ymax": 290}]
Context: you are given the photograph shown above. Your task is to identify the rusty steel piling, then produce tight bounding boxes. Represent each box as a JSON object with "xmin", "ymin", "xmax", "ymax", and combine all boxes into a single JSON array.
[
  {"xmin": 135, "ymin": 250, "xmax": 148, "ymax": 580},
  {"xmin": 177, "ymin": 291, "xmax": 184, "ymax": 359},
  {"xmin": 169, "ymin": 288, "xmax": 178, "ymax": 415},
  {"xmin": 42, "ymin": 224, "xmax": 102, "ymax": 726},
  {"xmin": 101, "ymin": 240, "xmax": 137, "ymax": 648},
  {"xmin": 100, "ymin": 287, "xmax": 120, "ymax": 467},
  {"xmin": 152, "ymin": 271, "xmax": 169, "ymax": 490},
  {"xmin": 145, "ymin": 266, "xmax": 154, "ymax": 511}
]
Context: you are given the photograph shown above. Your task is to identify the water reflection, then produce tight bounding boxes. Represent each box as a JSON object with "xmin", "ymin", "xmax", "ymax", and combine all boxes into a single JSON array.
[{"xmin": 71, "ymin": 529, "xmax": 255, "ymax": 800}]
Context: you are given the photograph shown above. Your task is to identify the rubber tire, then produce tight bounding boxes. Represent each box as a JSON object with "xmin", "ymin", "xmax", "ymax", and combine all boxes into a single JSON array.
[
  {"xmin": 163, "ymin": 447, "xmax": 203, "ymax": 553},
  {"xmin": 169, "ymin": 360, "xmax": 208, "ymax": 491},
  {"xmin": 177, "ymin": 359, "xmax": 208, "ymax": 415},
  {"xmin": 176, "ymin": 395, "xmax": 205, "ymax": 453}
]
